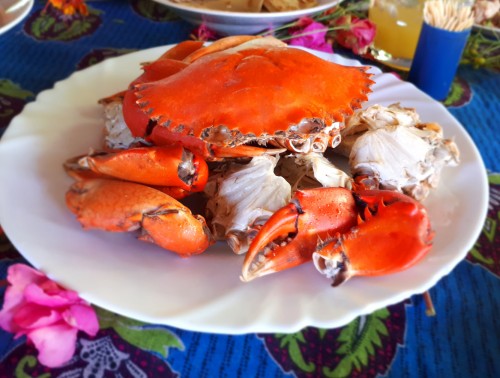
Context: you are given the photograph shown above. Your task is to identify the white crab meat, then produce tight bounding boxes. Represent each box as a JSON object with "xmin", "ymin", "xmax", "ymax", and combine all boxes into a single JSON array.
[
  {"xmin": 100, "ymin": 101, "xmax": 135, "ymax": 150},
  {"xmin": 276, "ymin": 152, "xmax": 353, "ymax": 191},
  {"xmin": 337, "ymin": 103, "xmax": 420, "ymax": 156},
  {"xmin": 204, "ymin": 155, "xmax": 291, "ymax": 255},
  {"xmin": 341, "ymin": 103, "xmax": 459, "ymax": 201},
  {"xmin": 100, "ymin": 99, "xmax": 150, "ymax": 150}
]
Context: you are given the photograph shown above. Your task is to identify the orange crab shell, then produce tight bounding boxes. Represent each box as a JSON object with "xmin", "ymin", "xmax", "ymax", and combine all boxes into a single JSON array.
[{"xmin": 135, "ymin": 40, "xmax": 374, "ymax": 148}]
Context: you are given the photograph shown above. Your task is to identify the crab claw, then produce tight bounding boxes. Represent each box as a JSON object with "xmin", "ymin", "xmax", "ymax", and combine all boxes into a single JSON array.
[
  {"xmin": 64, "ymin": 145, "xmax": 208, "ymax": 199},
  {"xmin": 66, "ymin": 178, "xmax": 214, "ymax": 257},
  {"xmin": 241, "ymin": 187, "xmax": 358, "ymax": 282},
  {"xmin": 313, "ymin": 190, "xmax": 434, "ymax": 286}
]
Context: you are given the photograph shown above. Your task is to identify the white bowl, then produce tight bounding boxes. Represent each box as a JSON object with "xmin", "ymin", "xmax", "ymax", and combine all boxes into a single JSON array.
[{"xmin": 153, "ymin": 0, "xmax": 343, "ymax": 35}]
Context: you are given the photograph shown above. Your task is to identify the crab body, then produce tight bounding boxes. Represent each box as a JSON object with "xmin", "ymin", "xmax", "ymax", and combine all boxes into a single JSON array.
[{"xmin": 114, "ymin": 36, "xmax": 373, "ymax": 159}]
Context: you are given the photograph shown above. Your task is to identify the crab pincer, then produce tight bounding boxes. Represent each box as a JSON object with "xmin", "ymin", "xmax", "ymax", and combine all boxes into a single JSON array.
[
  {"xmin": 66, "ymin": 178, "xmax": 214, "ymax": 257},
  {"xmin": 240, "ymin": 187, "xmax": 358, "ymax": 282},
  {"xmin": 64, "ymin": 145, "xmax": 209, "ymax": 199},
  {"xmin": 313, "ymin": 190, "xmax": 434, "ymax": 286},
  {"xmin": 241, "ymin": 188, "xmax": 434, "ymax": 285}
]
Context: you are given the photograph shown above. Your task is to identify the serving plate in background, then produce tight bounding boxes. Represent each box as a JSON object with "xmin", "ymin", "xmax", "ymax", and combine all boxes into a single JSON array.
[
  {"xmin": 153, "ymin": 0, "xmax": 343, "ymax": 35},
  {"xmin": 0, "ymin": 0, "xmax": 33, "ymax": 35}
]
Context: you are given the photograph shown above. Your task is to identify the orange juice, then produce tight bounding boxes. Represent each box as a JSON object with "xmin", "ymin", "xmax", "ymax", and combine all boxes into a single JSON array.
[{"xmin": 369, "ymin": 0, "xmax": 426, "ymax": 64}]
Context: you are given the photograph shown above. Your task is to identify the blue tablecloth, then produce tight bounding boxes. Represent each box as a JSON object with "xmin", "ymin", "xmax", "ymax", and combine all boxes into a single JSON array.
[{"xmin": 1, "ymin": 1, "xmax": 499, "ymax": 377}]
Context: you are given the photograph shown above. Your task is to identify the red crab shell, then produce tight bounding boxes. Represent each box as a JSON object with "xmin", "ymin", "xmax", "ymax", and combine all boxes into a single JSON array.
[{"xmin": 133, "ymin": 37, "xmax": 374, "ymax": 150}]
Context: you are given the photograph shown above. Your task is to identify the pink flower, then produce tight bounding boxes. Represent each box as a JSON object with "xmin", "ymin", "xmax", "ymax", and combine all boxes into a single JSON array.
[
  {"xmin": 289, "ymin": 17, "xmax": 334, "ymax": 54},
  {"xmin": 334, "ymin": 15, "xmax": 376, "ymax": 55},
  {"xmin": 0, "ymin": 264, "xmax": 98, "ymax": 367},
  {"xmin": 190, "ymin": 24, "xmax": 218, "ymax": 42}
]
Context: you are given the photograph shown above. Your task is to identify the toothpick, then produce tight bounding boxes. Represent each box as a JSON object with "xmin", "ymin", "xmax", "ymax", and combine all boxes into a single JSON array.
[
  {"xmin": 424, "ymin": 0, "xmax": 474, "ymax": 31},
  {"xmin": 423, "ymin": 291, "xmax": 436, "ymax": 317}
]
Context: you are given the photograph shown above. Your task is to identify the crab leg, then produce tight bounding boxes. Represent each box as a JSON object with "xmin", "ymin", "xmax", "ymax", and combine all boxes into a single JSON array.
[
  {"xmin": 66, "ymin": 178, "xmax": 214, "ymax": 257},
  {"xmin": 148, "ymin": 127, "xmax": 286, "ymax": 160},
  {"xmin": 182, "ymin": 35, "xmax": 264, "ymax": 63},
  {"xmin": 64, "ymin": 145, "xmax": 208, "ymax": 199},
  {"xmin": 241, "ymin": 187, "xmax": 358, "ymax": 282},
  {"xmin": 313, "ymin": 190, "xmax": 434, "ymax": 286},
  {"xmin": 157, "ymin": 40, "xmax": 204, "ymax": 61}
]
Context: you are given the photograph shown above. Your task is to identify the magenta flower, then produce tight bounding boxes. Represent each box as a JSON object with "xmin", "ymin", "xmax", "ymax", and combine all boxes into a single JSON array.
[
  {"xmin": 190, "ymin": 23, "xmax": 218, "ymax": 42},
  {"xmin": 289, "ymin": 17, "xmax": 334, "ymax": 54},
  {"xmin": 0, "ymin": 264, "xmax": 99, "ymax": 367},
  {"xmin": 334, "ymin": 15, "xmax": 376, "ymax": 55}
]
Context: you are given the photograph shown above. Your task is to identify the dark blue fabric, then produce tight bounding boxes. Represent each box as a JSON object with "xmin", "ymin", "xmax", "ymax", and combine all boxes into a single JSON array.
[
  {"xmin": 448, "ymin": 66, "xmax": 500, "ymax": 172},
  {"xmin": 0, "ymin": 1, "xmax": 499, "ymax": 377}
]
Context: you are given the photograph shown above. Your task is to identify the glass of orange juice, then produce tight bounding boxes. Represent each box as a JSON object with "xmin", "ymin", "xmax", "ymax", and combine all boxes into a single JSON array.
[{"xmin": 369, "ymin": 0, "xmax": 426, "ymax": 70}]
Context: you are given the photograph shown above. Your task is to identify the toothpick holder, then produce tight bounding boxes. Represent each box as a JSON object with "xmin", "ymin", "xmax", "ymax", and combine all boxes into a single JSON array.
[{"xmin": 408, "ymin": 22, "xmax": 471, "ymax": 101}]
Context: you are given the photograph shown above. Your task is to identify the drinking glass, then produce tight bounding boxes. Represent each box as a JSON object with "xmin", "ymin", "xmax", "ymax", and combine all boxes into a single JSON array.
[{"xmin": 369, "ymin": 0, "xmax": 426, "ymax": 70}]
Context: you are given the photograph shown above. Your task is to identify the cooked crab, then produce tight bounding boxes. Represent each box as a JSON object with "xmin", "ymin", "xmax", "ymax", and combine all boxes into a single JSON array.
[{"xmin": 64, "ymin": 36, "xmax": 438, "ymax": 286}]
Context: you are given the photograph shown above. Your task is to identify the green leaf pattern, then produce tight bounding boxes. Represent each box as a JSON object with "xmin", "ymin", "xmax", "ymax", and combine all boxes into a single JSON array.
[
  {"xmin": 136, "ymin": 0, "xmax": 178, "ymax": 21},
  {"xmin": 30, "ymin": 9, "xmax": 102, "ymax": 41},
  {"xmin": 0, "ymin": 80, "xmax": 33, "ymax": 99},
  {"xmin": 276, "ymin": 333, "xmax": 316, "ymax": 373},
  {"xmin": 273, "ymin": 308, "xmax": 391, "ymax": 377},
  {"xmin": 443, "ymin": 80, "xmax": 464, "ymax": 106},
  {"xmin": 323, "ymin": 308, "xmax": 390, "ymax": 377},
  {"xmin": 15, "ymin": 356, "xmax": 51, "ymax": 378},
  {"xmin": 96, "ymin": 307, "xmax": 184, "ymax": 358}
]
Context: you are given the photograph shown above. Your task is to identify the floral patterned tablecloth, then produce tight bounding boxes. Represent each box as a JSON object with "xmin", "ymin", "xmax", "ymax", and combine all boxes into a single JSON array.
[{"xmin": 0, "ymin": 1, "xmax": 499, "ymax": 377}]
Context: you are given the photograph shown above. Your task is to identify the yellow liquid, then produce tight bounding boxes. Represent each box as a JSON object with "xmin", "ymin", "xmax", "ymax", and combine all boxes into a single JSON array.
[{"xmin": 369, "ymin": 0, "xmax": 425, "ymax": 61}]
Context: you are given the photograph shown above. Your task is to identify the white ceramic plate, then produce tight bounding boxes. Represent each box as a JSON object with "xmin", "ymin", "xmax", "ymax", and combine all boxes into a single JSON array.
[
  {"xmin": 153, "ymin": 0, "xmax": 343, "ymax": 35},
  {"xmin": 0, "ymin": 45, "xmax": 488, "ymax": 334},
  {"xmin": 0, "ymin": 0, "xmax": 33, "ymax": 35}
]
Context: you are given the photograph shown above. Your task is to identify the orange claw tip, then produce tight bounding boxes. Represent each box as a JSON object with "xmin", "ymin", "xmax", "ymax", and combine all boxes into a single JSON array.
[
  {"xmin": 240, "ymin": 204, "xmax": 300, "ymax": 282},
  {"xmin": 183, "ymin": 35, "xmax": 264, "ymax": 63},
  {"xmin": 134, "ymin": 59, "xmax": 188, "ymax": 86},
  {"xmin": 98, "ymin": 90, "xmax": 126, "ymax": 106},
  {"xmin": 138, "ymin": 212, "xmax": 214, "ymax": 257}
]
